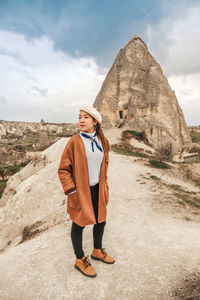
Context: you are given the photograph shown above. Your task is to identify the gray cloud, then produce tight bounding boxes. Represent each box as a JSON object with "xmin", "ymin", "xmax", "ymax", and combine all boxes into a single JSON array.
[
  {"xmin": 31, "ymin": 86, "xmax": 48, "ymax": 97},
  {"xmin": 15, "ymin": 69, "xmax": 36, "ymax": 81},
  {"xmin": 0, "ymin": 48, "xmax": 21, "ymax": 60},
  {"xmin": 0, "ymin": 46, "xmax": 36, "ymax": 68},
  {"xmin": 0, "ymin": 96, "xmax": 7, "ymax": 105}
]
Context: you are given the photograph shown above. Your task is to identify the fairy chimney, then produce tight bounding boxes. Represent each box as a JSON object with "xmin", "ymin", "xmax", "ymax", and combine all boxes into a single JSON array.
[{"xmin": 93, "ymin": 35, "xmax": 192, "ymax": 153}]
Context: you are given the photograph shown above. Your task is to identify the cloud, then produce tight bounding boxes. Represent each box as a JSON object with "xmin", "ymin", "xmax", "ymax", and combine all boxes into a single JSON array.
[
  {"xmin": 0, "ymin": 30, "xmax": 107, "ymax": 122},
  {"xmin": 146, "ymin": 2, "xmax": 200, "ymax": 126},
  {"xmin": 0, "ymin": 96, "xmax": 7, "ymax": 105},
  {"xmin": 146, "ymin": 4, "xmax": 200, "ymax": 77},
  {"xmin": 31, "ymin": 86, "xmax": 48, "ymax": 97},
  {"xmin": 168, "ymin": 74, "xmax": 200, "ymax": 126}
]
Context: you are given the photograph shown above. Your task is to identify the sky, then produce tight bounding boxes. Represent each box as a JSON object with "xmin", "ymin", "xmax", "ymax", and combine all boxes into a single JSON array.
[{"xmin": 0, "ymin": 0, "xmax": 200, "ymax": 126}]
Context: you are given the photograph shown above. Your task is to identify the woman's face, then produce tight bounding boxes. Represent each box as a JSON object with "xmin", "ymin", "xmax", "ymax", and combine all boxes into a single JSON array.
[{"xmin": 78, "ymin": 110, "xmax": 97, "ymax": 133}]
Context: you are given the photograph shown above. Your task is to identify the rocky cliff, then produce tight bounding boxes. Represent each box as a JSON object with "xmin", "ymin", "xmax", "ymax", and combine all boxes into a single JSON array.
[{"xmin": 94, "ymin": 35, "xmax": 192, "ymax": 153}]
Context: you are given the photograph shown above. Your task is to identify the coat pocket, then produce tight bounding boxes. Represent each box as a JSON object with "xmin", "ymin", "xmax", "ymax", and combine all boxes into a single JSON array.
[{"xmin": 67, "ymin": 191, "xmax": 81, "ymax": 209}]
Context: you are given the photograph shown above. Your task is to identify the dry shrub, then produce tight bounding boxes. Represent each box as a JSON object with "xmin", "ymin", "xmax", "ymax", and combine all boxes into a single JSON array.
[
  {"xmin": 155, "ymin": 142, "xmax": 173, "ymax": 162},
  {"xmin": 191, "ymin": 131, "xmax": 200, "ymax": 143}
]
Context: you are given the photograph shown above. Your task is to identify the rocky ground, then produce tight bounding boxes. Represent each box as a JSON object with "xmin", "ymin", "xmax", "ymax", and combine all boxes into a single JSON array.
[{"xmin": 0, "ymin": 130, "xmax": 200, "ymax": 299}]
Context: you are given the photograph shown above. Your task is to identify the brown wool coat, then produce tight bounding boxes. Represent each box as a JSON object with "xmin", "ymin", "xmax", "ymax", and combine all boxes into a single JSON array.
[{"xmin": 58, "ymin": 133, "xmax": 109, "ymax": 226}]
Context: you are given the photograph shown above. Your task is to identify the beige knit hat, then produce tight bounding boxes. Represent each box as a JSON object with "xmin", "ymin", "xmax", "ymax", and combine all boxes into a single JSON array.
[{"xmin": 79, "ymin": 104, "xmax": 102, "ymax": 124}]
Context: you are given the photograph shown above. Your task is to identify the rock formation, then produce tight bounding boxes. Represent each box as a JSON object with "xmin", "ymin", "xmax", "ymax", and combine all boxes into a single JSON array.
[
  {"xmin": 0, "ymin": 120, "xmax": 79, "ymax": 142},
  {"xmin": 94, "ymin": 35, "xmax": 192, "ymax": 153},
  {"xmin": 37, "ymin": 131, "xmax": 50, "ymax": 150},
  {"xmin": 0, "ymin": 138, "xmax": 69, "ymax": 251}
]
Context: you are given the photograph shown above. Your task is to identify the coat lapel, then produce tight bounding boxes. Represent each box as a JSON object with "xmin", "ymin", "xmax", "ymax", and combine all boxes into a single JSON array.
[{"xmin": 77, "ymin": 133, "xmax": 91, "ymax": 188}]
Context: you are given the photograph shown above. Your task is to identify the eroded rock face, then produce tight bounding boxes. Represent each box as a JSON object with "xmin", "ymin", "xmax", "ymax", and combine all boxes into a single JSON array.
[{"xmin": 94, "ymin": 35, "xmax": 192, "ymax": 153}]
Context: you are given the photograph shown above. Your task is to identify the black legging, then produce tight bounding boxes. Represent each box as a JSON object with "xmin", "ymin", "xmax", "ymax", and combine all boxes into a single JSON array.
[{"xmin": 71, "ymin": 183, "xmax": 106, "ymax": 259}]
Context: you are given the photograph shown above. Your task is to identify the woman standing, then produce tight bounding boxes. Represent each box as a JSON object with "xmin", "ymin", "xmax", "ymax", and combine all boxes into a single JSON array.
[{"xmin": 58, "ymin": 104, "xmax": 115, "ymax": 278}]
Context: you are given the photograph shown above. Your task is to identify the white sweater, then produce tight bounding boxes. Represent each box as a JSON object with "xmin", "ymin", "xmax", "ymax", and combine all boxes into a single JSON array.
[
  {"xmin": 80, "ymin": 130, "xmax": 104, "ymax": 186},
  {"xmin": 69, "ymin": 131, "xmax": 104, "ymax": 194}
]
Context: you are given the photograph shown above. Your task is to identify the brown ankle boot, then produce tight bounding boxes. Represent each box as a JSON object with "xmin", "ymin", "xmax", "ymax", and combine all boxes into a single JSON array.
[
  {"xmin": 91, "ymin": 248, "xmax": 115, "ymax": 264},
  {"xmin": 75, "ymin": 255, "xmax": 97, "ymax": 278}
]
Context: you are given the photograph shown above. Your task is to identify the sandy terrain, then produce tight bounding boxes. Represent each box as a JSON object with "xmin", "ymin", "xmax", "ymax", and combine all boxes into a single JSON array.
[{"xmin": 0, "ymin": 133, "xmax": 200, "ymax": 299}]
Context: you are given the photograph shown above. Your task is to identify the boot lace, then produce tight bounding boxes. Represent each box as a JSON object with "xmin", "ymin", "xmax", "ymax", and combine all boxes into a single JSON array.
[
  {"xmin": 82, "ymin": 255, "xmax": 91, "ymax": 268},
  {"xmin": 101, "ymin": 248, "xmax": 107, "ymax": 257}
]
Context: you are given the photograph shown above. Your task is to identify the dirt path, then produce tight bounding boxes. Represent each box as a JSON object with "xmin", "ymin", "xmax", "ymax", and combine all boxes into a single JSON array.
[{"xmin": 0, "ymin": 152, "xmax": 200, "ymax": 299}]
